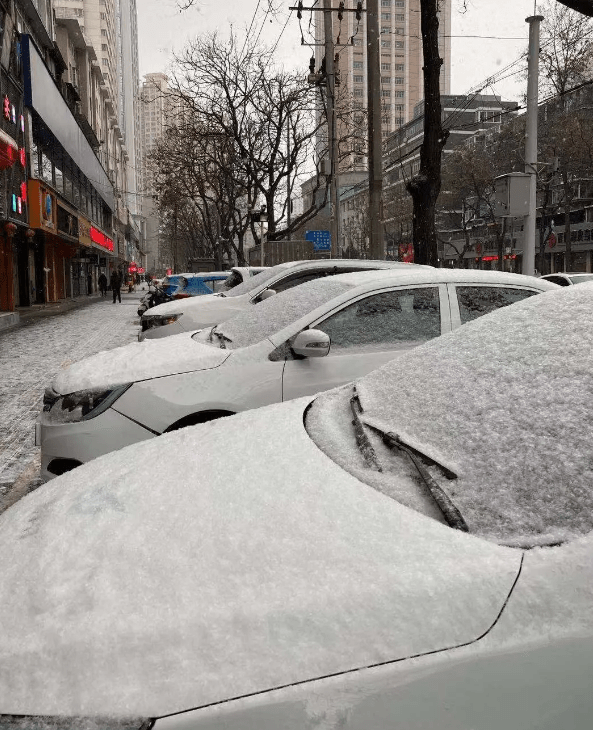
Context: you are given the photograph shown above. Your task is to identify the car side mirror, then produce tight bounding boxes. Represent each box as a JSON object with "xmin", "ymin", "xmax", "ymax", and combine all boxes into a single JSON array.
[
  {"xmin": 256, "ymin": 288, "xmax": 276, "ymax": 302},
  {"xmin": 291, "ymin": 329, "xmax": 331, "ymax": 358}
]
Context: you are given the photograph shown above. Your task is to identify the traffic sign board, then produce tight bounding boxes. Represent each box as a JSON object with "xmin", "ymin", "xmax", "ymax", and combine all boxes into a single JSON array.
[{"xmin": 305, "ymin": 229, "xmax": 331, "ymax": 251}]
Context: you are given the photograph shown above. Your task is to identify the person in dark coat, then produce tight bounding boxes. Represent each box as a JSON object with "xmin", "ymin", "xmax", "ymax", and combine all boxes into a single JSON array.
[
  {"xmin": 110, "ymin": 269, "xmax": 122, "ymax": 303},
  {"xmin": 98, "ymin": 272, "xmax": 108, "ymax": 297}
]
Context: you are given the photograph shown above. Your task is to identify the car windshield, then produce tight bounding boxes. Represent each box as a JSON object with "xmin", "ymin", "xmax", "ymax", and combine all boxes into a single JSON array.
[
  {"xmin": 217, "ymin": 263, "xmax": 293, "ymax": 297},
  {"xmin": 306, "ymin": 284, "xmax": 593, "ymax": 548},
  {"xmin": 193, "ymin": 278, "xmax": 353, "ymax": 349}
]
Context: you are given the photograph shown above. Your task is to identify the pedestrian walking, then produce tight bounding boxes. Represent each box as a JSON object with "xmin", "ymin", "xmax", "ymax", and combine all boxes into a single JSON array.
[
  {"xmin": 98, "ymin": 272, "xmax": 107, "ymax": 297},
  {"xmin": 110, "ymin": 269, "xmax": 122, "ymax": 304}
]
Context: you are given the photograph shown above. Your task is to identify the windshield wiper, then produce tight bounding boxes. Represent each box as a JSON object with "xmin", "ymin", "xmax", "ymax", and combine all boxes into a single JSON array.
[
  {"xmin": 350, "ymin": 388, "xmax": 468, "ymax": 533},
  {"xmin": 208, "ymin": 326, "xmax": 231, "ymax": 348}
]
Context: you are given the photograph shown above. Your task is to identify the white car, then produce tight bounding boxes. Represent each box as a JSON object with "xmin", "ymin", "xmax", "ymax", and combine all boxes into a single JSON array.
[
  {"xmin": 540, "ymin": 271, "xmax": 593, "ymax": 286},
  {"xmin": 138, "ymin": 258, "xmax": 429, "ymax": 340},
  {"xmin": 3, "ymin": 283, "xmax": 593, "ymax": 728},
  {"xmin": 37, "ymin": 269, "xmax": 557, "ymax": 480}
]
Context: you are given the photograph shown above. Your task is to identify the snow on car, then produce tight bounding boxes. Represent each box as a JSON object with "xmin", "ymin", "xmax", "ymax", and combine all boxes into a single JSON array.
[
  {"xmin": 37, "ymin": 269, "xmax": 557, "ymax": 480},
  {"xmin": 138, "ymin": 258, "xmax": 430, "ymax": 340},
  {"xmin": 2, "ymin": 283, "xmax": 593, "ymax": 727}
]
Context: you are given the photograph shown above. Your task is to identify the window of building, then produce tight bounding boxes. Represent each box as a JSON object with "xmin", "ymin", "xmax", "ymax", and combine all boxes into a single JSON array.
[
  {"xmin": 395, "ymin": 104, "xmax": 404, "ymax": 111},
  {"xmin": 395, "ymin": 63, "xmax": 404, "ymax": 71},
  {"xmin": 353, "ymin": 38, "xmax": 362, "ymax": 46},
  {"xmin": 101, "ymin": 28, "xmax": 107, "ymax": 36},
  {"xmin": 395, "ymin": 40, "xmax": 404, "ymax": 48},
  {"xmin": 395, "ymin": 0, "xmax": 405, "ymax": 6},
  {"xmin": 381, "ymin": 88, "xmax": 391, "ymax": 96},
  {"xmin": 353, "ymin": 74, "xmax": 364, "ymax": 83},
  {"xmin": 353, "ymin": 61, "xmax": 363, "ymax": 68},
  {"xmin": 101, "ymin": 43, "xmax": 108, "ymax": 51},
  {"xmin": 381, "ymin": 63, "xmax": 391, "ymax": 71},
  {"xmin": 381, "ymin": 26, "xmax": 390, "ymax": 34},
  {"xmin": 100, "ymin": 12, "xmax": 106, "ymax": 19},
  {"xmin": 381, "ymin": 40, "xmax": 391, "ymax": 48},
  {"xmin": 381, "ymin": 0, "xmax": 391, "ymax": 5},
  {"xmin": 395, "ymin": 13, "xmax": 405, "ymax": 21},
  {"xmin": 382, "ymin": 76, "xmax": 391, "ymax": 84},
  {"xmin": 394, "ymin": 77, "xmax": 404, "ymax": 84},
  {"xmin": 354, "ymin": 88, "xmax": 364, "ymax": 97},
  {"xmin": 393, "ymin": 27, "xmax": 404, "ymax": 34},
  {"xmin": 381, "ymin": 12, "xmax": 391, "ymax": 20},
  {"xmin": 395, "ymin": 90, "xmax": 404, "ymax": 97}
]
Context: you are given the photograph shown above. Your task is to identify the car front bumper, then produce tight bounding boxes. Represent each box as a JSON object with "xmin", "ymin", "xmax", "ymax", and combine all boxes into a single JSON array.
[{"xmin": 38, "ymin": 406, "xmax": 157, "ymax": 481}]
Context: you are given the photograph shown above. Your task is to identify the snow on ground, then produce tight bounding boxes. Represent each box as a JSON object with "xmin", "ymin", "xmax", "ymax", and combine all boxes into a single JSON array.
[{"xmin": 0, "ymin": 294, "xmax": 140, "ymax": 503}]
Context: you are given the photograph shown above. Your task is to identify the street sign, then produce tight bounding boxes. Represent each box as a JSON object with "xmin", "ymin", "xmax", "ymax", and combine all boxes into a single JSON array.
[{"xmin": 305, "ymin": 229, "xmax": 331, "ymax": 252}]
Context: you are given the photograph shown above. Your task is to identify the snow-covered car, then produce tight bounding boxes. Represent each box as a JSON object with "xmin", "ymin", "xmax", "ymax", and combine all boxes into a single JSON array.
[
  {"xmin": 3, "ymin": 283, "xmax": 593, "ymax": 728},
  {"xmin": 540, "ymin": 271, "xmax": 593, "ymax": 286},
  {"xmin": 37, "ymin": 269, "xmax": 557, "ymax": 480},
  {"xmin": 138, "ymin": 258, "xmax": 430, "ymax": 340}
]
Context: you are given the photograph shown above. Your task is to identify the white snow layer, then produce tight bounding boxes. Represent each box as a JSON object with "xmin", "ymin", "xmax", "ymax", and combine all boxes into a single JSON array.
[
  {"xmin": 0, "ymin": 399, "xmax": 520, "ymax": 716},
  {"xmin": 52, "ymin": 332, "xmax": 229, "ymax": 394},
  {"xmin": 354, "ymin": 283, "xmax": 593, "ymax": 543}
]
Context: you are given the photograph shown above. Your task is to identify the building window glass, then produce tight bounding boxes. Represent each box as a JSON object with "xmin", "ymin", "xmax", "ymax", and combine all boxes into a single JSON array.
[
  {"xmin": 41, "ymin": 151, "xmax": 53, "ymax": 185},
  {"xmin": 353, "ymin": 74, "xmax": 364, "ymax": 83}
]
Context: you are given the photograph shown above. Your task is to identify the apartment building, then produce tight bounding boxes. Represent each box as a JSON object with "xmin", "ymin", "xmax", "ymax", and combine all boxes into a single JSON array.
[
  {"xmin": 139, "ymin": 72, "xmax": 169, "ymax": 275},
  {"xmin": 54, "ymin": 0, "xmax": 144, "ymax": 271}
]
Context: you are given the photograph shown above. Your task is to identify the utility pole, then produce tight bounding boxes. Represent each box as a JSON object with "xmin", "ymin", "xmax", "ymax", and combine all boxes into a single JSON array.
[
  {"xmin": 523, "ymin": 14, "xmax": 543, "ymax": 277},
  {"xmin": 323, "ymin": 0, "xmax": 339, "ymax": 257},
  {"xmin": 366, "ymin": 0, "xmax": 384, "ymax": 259}
]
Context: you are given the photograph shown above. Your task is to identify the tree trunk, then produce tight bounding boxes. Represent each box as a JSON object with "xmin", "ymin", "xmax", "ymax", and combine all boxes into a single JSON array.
[{"xmin": 406, "ymin": 0, "xmax": 449, "ymax": 266}]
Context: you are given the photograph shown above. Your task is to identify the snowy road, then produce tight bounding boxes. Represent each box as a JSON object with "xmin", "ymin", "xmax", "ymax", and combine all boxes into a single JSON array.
[{"xmin": 0, "ymin": 292, "xmax": 142, "ymax": 512}]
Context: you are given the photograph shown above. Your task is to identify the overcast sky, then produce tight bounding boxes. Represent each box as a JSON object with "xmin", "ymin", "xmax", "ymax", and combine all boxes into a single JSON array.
[{"xmin": 136, "ymin": 0, "xmax": 543, "ymax": 104}]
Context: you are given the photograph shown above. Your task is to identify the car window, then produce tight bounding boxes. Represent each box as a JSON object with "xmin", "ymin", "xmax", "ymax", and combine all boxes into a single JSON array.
[
  {"xmin": 317, "ymin": 287, "xmax": 441, "ymax": 351},
  {"xmin": 543, "ymin": 275, "xmax": 570, "ymax": 286},
  {"xmin": 456, "ymin": 286, "xmax": 538, "ymax": 325},
  {"xmin": 258, "ymin": 271, "xmax": 328, "ymax": 298}
]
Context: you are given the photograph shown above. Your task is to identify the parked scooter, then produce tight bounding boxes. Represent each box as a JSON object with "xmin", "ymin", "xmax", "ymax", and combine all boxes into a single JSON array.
[{"xmin": 137, "ymin": 283, "xmax": 172, "ymax": 317}]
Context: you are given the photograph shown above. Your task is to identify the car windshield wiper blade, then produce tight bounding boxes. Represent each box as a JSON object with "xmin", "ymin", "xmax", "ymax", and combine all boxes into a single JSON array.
[
  {"xmin": 208, "ymin": 326, "xmax": 232, "ymax": 348},
  {"xmin": 350, "ymin": 388, "xmax": 468, "ymax": 533}
]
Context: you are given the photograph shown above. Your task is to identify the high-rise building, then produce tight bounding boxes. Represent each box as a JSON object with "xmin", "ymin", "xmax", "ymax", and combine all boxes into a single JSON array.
[
  {"xmin": 315, "ymin": 0, "xmax": 451, "ymax": 171},
  {"xmin": 139, "ymin": 72, "xmax": 170, "ymax": 274},
  {"xmin": 55, "ymin": 0, "xmax": 144, "ymax": 263},
  {"xmin": 54, "ymin": 0, "xmax": 119, "ymax": 110}
]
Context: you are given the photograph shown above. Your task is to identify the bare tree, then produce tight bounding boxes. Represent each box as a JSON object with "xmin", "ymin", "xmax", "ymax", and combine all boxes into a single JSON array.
[
  {"xmin": 165, "ymin": 32, "xmax": 329, "ymax": 248},
  {"xmin": 537, "ymin": 0, "xmax": 593, "ymax": 97}
]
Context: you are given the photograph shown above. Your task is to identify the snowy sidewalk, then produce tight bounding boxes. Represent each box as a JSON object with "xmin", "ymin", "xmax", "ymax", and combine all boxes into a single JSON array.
[{"xmin": 0, "ymin": 291, "xmax": 142, "ymax": 512}]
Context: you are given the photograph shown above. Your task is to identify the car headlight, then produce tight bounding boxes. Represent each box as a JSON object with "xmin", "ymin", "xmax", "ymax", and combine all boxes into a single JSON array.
[
  {"xmin": 47, "ymin": 383, "xmax": 132, "ymax": 423},
  {"xmin": 142, "ymin": 312, "xmax": 182, "ymax": 330}
]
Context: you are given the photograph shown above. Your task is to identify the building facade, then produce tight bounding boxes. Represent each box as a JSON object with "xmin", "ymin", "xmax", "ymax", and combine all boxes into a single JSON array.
[{"xmin": 0, "ymin": 0, "xmax": 144, "ymax": 325}]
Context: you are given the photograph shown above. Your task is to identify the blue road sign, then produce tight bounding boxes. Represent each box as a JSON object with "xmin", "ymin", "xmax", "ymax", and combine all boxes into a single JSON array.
[{"xmin": 305, "ymin": 229, "xmax": 331, "ymax": 252}]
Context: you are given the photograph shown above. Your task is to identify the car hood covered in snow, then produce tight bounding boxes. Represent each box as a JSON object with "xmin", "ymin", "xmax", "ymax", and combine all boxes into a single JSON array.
[
  {"xmin": 51, "ymin": 331, "xmax": 230, "ymax": 394},
  {"xmin": 0, "ymin": 398, "xmax": 521, "ymax": 717}
]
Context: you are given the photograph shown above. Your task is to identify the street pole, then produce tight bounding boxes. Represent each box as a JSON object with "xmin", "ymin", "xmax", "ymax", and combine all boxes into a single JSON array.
[
  {"xmin": 523, "ymin": 14, "xmax": 543, "ymax": 277},
  {"xmin": 367, "ymin": 0, "xmax": 383, "ymax": 260},
  {"xmin": 323, "ymin": 0, "xmax": 340, "ymax": 257}
]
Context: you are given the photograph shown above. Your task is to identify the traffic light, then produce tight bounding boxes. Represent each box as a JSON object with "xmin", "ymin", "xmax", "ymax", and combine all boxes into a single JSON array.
[{"xmin": 555, "ymin": 0, "xmax": 593, "ymax": 15}]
